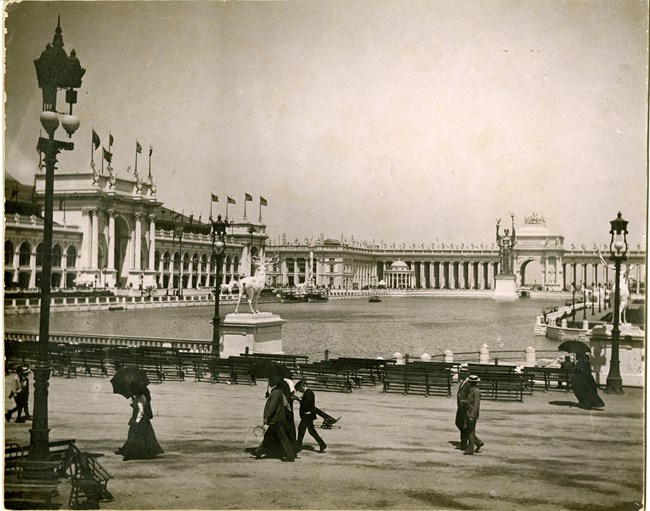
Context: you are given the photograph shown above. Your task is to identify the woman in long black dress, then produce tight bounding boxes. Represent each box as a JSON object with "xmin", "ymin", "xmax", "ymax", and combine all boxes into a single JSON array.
[
  {"xmin": 119, "ymin": 387, "xmax": 164, "ymax": 460},
  {"xmin": 572, "ymin": 353, "xmax": 605, "ymax": 410}
]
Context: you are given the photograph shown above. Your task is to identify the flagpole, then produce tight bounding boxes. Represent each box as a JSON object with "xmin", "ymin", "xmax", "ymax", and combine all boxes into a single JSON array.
[
  {"xmin": 135, "ymin": 145, "xmax": 138, "ymax": 175},
  {"xmin": 226, "ymin": 201, "xmax": 229, "ymax": 221},
  {"xmin": 259, "ymin": 201, "xmax": 262, "ymax": 223},
  {"xmin": 148, "ymin": 145, "xmax": 152, "ymax": 179},
  {"xmin": 90, "ymin": 129, "xmax": 93, "ymax": 164},
  {"xmin": 243, "ymin": 195, "xmax": 247, "ymax": 221}
]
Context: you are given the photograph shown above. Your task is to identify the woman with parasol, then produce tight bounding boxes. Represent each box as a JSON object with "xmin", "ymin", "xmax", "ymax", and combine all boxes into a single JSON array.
[
  {"xmin": 559, "ymin": 342, "xmax": 605, "ymax": 410},
  {"xmin": 112, "ymin": 367, "xmax": 164, "ymax": 461}
]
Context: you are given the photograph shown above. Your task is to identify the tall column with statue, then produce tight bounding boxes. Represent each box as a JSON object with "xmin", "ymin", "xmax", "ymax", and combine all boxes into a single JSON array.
[{"xmin": 493, "ymin": 214, "xmax": 517, "ymax": 301}]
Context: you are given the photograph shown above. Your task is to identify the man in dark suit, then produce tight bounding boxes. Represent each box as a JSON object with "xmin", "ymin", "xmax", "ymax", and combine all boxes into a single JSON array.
[
  {"xmin": 295, "ymin": 379, "xmax": 327, "ymax": 453},
  {"xmin": 464, "ymin": 375, "xmax": 484, "ymax": 455},
  {"xmin": 455, "ymin": 366, "xmax": 470, "ymax": 450}
]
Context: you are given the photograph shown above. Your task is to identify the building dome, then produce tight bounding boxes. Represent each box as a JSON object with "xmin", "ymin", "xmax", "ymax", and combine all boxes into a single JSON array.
[{"xmin": 390, "ymin": 260, "xmax": 410, "ymax": 270}]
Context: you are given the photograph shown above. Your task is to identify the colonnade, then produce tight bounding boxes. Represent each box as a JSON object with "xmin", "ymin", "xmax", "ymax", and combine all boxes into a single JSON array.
[{"xmin": 382, "ymin": 260, "xmax": 500, "ymax": 290}]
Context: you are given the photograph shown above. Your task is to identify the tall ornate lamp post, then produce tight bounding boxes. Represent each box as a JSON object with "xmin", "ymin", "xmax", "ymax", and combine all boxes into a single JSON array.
[
  {"xmin": 606, "ymin": 212, "xmax": 628, "ymax": 394},
  {"xmin": 210, "ymin": 214, "xmax": 227, "ymax": 357},
  {"xmin": 571, "ymin": 282, "xmax": 576, "ymax": 324},
  {"xmin": 31, "ymin": 17, "xmax": 85, "ymax": 472}
]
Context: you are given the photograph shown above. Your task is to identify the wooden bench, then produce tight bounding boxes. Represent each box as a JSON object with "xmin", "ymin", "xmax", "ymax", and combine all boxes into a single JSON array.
[
  {"xmin": 522, "ymin": 367, "xmax": 573, "ymax": 391},
  {"xmin": 67, "ymin": 349, "xmax": 109, "ymax": 377},
  {"xmin": 382, "ymin": 365, "xmax": 452, "ymax": 397},
  {"xmin": 67, "ymin": 449, "xmax": 114, "ymax": 507},
  {"xmin": 4, "ymin": 474, "xmax": 59, "ymax": 508},
  {"xmin": 239, "ymin": 352, "xmax": 309, "ymax": 372},
  {"xmin": 299, "ymin": 364, "xmax": 353, "ymax": 393},
  {"xmin": 5, "ymin": 439, "xmax": 77, "ymax": 476},
  {"xmin": 328, "ymin": 358, "xmax": 394, "ymax": 387},
  {"xmin": 466, "ymin": 364, "xmax": 525, "ymax": 401},
  {"xmin": 472, "ymin": 373, "xmax": 525, "ymax": 402},
  {"xmin": 4, "ymin": 440, "xmax": 77, "ymax": 508}
]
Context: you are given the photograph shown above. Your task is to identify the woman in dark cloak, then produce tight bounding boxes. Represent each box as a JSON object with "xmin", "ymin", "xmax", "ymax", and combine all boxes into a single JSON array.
[
  {"xmin": 118, "ymin": 387, "xmax": 164, "ymax": 460},
  {"xmin": 572, "ymin": 353, "xmax": 605, "ymax": 410}
]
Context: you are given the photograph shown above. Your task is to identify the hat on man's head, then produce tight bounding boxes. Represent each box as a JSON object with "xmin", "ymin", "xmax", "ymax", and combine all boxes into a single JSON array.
[
  {"xmin": 17, "ymin": 365, "xmax": 30, "ymax": 375},
  {"xmin": 468, "ymin": 374, "xmax": 480, "ymax": 382}
]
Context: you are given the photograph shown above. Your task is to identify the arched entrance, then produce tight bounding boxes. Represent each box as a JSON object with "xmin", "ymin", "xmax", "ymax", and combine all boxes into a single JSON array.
[{"xmin": 519, "ymin": 258, "xmax": 544, "ymax": 289}]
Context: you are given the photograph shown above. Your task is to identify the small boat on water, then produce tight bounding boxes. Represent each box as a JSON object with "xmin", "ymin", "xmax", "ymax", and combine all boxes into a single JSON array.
[
  {"xmin": 307, "ymin": 290, "xmax": 329, "ymax": 302},
  {"xmin": 279, "ymin": 291, "xmax": 308, "ymax": 303},
  {"xmin": 368, "ymin": 296, "xmax": 382, "ymax": 303}
]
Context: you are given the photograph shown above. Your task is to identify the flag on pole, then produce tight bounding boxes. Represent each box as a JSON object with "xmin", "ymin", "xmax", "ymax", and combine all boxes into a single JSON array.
[
  {"xmin": 59, "ymin": 196, "xmax": 65, "ymax": 211},
  {"xmin": 259, "ymin": 196, "xmax": 268, "ymax": 222},
  {"xmin": 245, "ymin": 193, "xmax": 253, "ymax": 202},
  {"xmin": 109, "ymin": 133, "xmax": 114, "ymax": 147},
  {"xmin": 92, "ymin": 129, "xmax": 100, "ymax": 149},
  {"xmin": 103, "ymin": 147, "xmax": 112, "ymax": 163},
  {"xmin": 149, "ymin": 144, "xmax": 153, "ymax": 156},
  {"xmin": 227, "ymin": 197, "xmax": 236, "ymax": 204},
  {"xmin": 136, "ymin": 141, "xmax": 142, "ymax": 154},
  {"xmin": 211, "ymin": 194, "xmax": 219, "ymax": 202}
]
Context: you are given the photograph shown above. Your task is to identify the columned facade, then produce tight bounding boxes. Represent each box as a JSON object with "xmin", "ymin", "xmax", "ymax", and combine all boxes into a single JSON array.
[{"xmin": 4, "ymin": 178, "xmax": 646, "ymax": 294}]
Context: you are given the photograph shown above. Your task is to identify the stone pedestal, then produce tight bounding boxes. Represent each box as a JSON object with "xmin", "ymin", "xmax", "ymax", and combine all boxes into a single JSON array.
[
  {"xmin": 493, "ymin": 274, "xmax": 517, "ymax": 301},
  {"xmin": 221, "ymin": 312, "xmax": 286, "ymax": 358},
  {"xmin": 589, "ymin": 323, "xmax": 645, "ymax": 388}
]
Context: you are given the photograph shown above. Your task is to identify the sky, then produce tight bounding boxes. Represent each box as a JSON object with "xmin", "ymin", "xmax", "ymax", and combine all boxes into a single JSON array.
[{"xmin": 3, "ymin": 0, "xmax": 648, "ymax": 247}]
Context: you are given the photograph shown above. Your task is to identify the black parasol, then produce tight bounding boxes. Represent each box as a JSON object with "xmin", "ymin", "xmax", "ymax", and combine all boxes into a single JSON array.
[
  {"xmin": 248, "ymin": 361, "xmax": 293, "ymax": 382},
  {"xmin": 558, "ymin": 340, "xmax": 591, "ymax": 354},
  {"xmin": 110, "ymin": 366, "xmax": 150, "ymax": 398}
]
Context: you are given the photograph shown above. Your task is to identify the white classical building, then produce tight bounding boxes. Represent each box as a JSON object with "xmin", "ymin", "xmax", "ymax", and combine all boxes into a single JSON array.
[{"xmin": 4, "ymin": 173, "xmax": 646, "ymax": 294}]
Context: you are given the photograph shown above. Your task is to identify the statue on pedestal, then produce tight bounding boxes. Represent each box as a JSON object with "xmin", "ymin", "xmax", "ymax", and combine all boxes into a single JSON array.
[
  {"xmin": 598, "ymin": 250, "xmax": 636, "ymax": 324},
  {"xmin": 496, "ymin": 214, "xmax": 516, "ymax": 275},
  {"xmin": 235, "ymin": 255, "xmax": 279, "ymax": 314}
]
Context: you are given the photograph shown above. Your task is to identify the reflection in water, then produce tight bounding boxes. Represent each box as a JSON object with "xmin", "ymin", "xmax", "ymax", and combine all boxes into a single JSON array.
[{"xmin": 6, "ymin": 296, "xmax": 566, "ymax": 360}]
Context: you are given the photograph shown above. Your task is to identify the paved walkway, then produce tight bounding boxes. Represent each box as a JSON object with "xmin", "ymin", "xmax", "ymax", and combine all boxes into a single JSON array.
[{"xmin": 4, "ymin": 375, "xmax": 645, "ymax": 510}]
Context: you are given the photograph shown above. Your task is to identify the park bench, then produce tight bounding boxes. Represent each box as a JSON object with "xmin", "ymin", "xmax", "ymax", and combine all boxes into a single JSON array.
[
  {"xmin": 328, "ymin": 357, "xmax": 393, "ymax": 387},
  {"xmin": 239, "ymin": 352, "xmax": 309, "ymax": 372},
  {"xmin": 66, "ymin": 448, "xmax": 114, "ymax": 508},
  {"xmin": 62, "ymin": 346, "xmax": 109, "ymax": 378},
  {"xmin": 522, "ymin": 366, "xmax": 573, "ymax": 392},
  {"xmin": 382, "ymin": 365, "xmax": 453, "ymax": 397},
  {"xmin": 4, "ymin": 439, "xmax": 78, "ymax": 508},
  {"xmin": 5, "ymin": 439, "xmax": 77, "ymax": 476},
  {"xmin": 298, "ymin": 363, "xmax": 353, "ymax": 393},
  {"xmin": 206, "ymin": 358, "xmax": 237, "ymax": 383}
]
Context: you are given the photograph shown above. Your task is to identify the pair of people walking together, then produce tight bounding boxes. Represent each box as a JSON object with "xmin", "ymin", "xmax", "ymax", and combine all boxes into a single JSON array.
[{"xmin": 253, "ymin": 376, "xmax": 327, "ymax": 461}]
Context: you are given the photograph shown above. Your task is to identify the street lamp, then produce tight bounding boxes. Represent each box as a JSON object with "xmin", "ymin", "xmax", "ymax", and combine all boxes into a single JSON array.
[
  {"xmin": 210, "ymin": 214, "xmax": 227, "ymax": 357},
  {"xmin": 571, "ymin": 281, "xmax": 576, "ymax": 324},
  {"xmin": 582, "ymin": 285, "xmax": 587, "ymax": 320},
  {"xmin": 31, "ymin": 17, "xmax": 85, "ymax": 474},
  {"xmin": 606, "ymin": 211, "xmax": 628, "ymax": 394}
]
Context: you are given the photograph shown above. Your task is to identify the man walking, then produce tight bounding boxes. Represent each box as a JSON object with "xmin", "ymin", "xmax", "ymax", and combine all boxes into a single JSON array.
[
  {"xmin": 455, "ymin": 366, "xmax": 470, "ymax": 450},
  {"xmin": 295, "ymin": 379, "xmax": 327, "ymax": 453},
  {"xmin": 464, "ymin": 375, "xmax": 484, "ymax": 455},
  {"xmin": 6, "ymin": 366, "xmax": 31, "ymax": 423}
]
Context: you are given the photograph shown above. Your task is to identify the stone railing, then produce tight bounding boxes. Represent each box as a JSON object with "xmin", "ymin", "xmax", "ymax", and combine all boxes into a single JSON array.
[{"xmin": 5, "ymin": 330, "xmax": 211, "ymax": 352}]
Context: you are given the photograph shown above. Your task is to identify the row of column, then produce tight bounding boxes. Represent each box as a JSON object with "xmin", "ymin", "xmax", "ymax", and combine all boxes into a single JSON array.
[{"xmin": 384, "ymin": 261, "xmax": 499, "ymax": 290}]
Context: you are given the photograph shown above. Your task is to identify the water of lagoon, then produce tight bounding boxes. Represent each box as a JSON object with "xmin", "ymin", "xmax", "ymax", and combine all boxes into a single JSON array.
[{"xmin": 6, "ymin": 296, "xmax": 571, "ymax": 361}]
